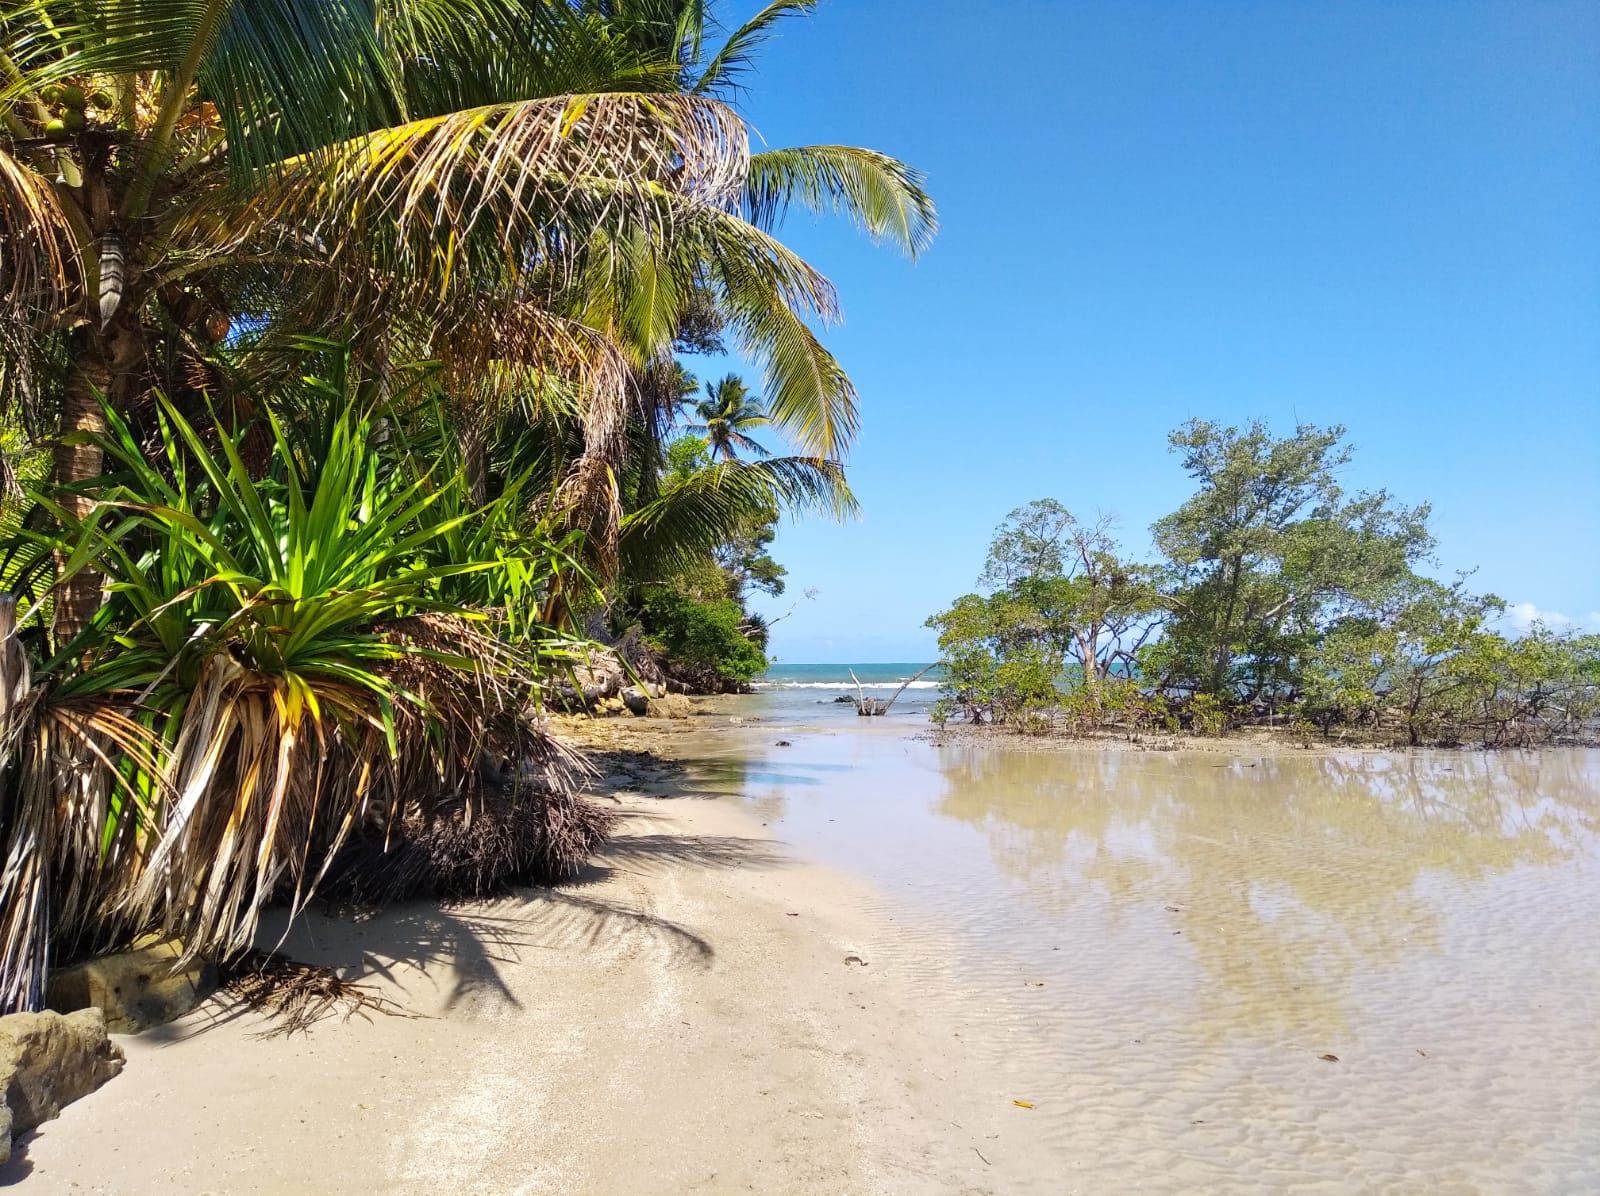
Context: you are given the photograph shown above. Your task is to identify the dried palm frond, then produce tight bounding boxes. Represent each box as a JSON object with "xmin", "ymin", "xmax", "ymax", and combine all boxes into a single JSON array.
[
  {"xmin": 0, "ymin": 679, "xmax": 170, "ymax": 1013},
  {"xmin": 554, "ymin": 453, "xmax": 623, "ymax": 582},
  {"xmin": 249, "ymin": 92, "xmax": 749, "ymax": 307},
  {"xmin": 219, "ymin": 948, "xmax": 411, "ymax": 1038},
  {"xmin": 0, "ymin": 147, "xmax": 75, "ymax": 326},
  {"xmin": 314, "ymin": 789, "xmax": 614, "ymax": 908}
]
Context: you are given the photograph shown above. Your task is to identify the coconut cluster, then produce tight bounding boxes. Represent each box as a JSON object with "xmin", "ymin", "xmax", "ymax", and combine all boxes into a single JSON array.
[{"xmin": 39, "ymin": 81, "xmax": 113, "ymax": 137}]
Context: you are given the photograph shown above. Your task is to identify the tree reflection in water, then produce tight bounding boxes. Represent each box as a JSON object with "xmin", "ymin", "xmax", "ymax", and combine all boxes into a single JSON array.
[{"xmin": 929, "ymin": 745, "xmax": 1600, "ymax": 1040}]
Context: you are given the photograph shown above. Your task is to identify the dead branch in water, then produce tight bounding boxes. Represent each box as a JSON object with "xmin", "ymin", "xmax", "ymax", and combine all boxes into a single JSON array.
[{"xmin": 847, "ymin": 664, "xmax": 937, "ymax": 716}]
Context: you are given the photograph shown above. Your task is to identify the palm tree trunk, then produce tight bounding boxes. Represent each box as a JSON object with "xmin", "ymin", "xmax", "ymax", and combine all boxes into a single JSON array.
[
  {"xmin": 50, "ymin": 326, "xmax": 111, "ymax": 641},
  {"xmin": 51, "ymin": 315, "xmax": 141, "ymax": 641}
]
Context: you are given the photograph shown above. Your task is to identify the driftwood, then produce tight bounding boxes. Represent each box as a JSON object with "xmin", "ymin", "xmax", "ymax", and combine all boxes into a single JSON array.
[{"xmin": 848, "ymin": 665, "xmax": 937, "ymax": 717}]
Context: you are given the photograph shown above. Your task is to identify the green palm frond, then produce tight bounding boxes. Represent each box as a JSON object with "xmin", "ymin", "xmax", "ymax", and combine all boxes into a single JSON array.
[
  {"xmin": 745, "ymin": 145, "xmax": 938, "ymax": 259},
  {"xmin": 619, "ymin": 454, "xmax": 854, "ymax": 582},
  {"xmin": 7, "ymin": 0, "xmax": 398, "ymax": 198},
  {"xmin": 691, "ymin": 0, "xmax": 817, "ymax": 95}
]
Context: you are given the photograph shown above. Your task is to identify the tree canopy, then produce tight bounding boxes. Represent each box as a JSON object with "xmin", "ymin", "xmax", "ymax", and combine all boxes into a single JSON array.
[{"xmin": 929, "ymin": 422, "xmax": 1596, "ymax": 745}]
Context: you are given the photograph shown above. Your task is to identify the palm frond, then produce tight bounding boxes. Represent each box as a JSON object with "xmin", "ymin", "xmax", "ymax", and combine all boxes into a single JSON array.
[
  {"xmin": 745, "ymin": 145, "xmax": 938, "ymax": 259},
  {"xmin": 251, "ymin": 92, "xmax": 750, "ymax": 302},
  {"xmin": 0, "ymin": 147, "xmax": 76, "ymax": 326},
  {"xmin": 619, "ymin": 454, "xmax": 854, "ymax": 582},
  {"xmin": 5, "ymin": 0, "xmax": 399, "ymax": 188},
  {"xmin": 692, "ymin": 0, "xmax": 817, "ymax": 96}
]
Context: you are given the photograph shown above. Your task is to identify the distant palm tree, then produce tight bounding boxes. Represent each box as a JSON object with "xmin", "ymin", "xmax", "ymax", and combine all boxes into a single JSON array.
[{"xmin": 688, "ymin": 375, "xmax": 772, "ymax": 460}]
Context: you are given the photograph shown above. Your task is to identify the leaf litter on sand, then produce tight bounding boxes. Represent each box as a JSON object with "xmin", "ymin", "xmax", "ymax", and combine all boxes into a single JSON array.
[{"xmin": 221, "ymin": 949, "xmax": 420, "ymax": 1038}]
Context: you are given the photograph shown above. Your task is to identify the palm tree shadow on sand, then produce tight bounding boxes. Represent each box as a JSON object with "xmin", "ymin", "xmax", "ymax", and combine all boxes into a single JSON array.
[{"xmin": 140, "ymin": 818, "xmax": 786, "ymax": 1041}]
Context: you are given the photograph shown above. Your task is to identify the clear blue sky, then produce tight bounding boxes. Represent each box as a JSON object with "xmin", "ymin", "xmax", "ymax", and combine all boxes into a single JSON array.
[{"xmin": 696, "ymin": 0, "xmax": 1599, "ymax": 663}]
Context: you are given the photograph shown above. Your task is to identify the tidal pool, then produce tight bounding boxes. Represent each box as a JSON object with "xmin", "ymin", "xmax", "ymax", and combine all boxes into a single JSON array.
[{"xmin": 677, "ymin": 730, "xmax": 1600, "ymax": 1193}]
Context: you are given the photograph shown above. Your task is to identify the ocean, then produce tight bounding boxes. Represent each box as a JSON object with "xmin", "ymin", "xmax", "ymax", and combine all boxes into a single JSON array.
[{"xmin": 739, "ymin": 661, "xmax": 945, "ymax": 725}]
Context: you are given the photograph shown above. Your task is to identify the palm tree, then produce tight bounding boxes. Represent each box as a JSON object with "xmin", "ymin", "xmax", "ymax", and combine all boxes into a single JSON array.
[
  {"xmin": 3, "ymin": 0, "xmax": 933, "ymax": 635},
  {"xmin": 619, "ymin": 452, "xmax": 856, "ymax": 588},
  {"xmin": 524, "ymin": 0, "xmax": 937, "ymax": 566},
  {"xmin": 688, "ymin": 374, "xmax": 771, "ymax": 461},
  {"xmin": 0, "ymin": 0, "xmax": 935, "ymax": 1008},
  {"xmin": 0, "ymin": 2, "xmax": 664, "ymax": 629}
]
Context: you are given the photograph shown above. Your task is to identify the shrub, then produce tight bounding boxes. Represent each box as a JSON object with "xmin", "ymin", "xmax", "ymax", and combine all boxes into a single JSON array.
[
  {"xmin": 0, "ymin": 373, "xmax": 601, "ymax": 1012},
  {"xmin": 1186, "ymin": 692, "xmax": 1229, "ymax": 737},
  {"xmin": 637, "ymin": 588, "xmax": 767, "ymax": 685}
]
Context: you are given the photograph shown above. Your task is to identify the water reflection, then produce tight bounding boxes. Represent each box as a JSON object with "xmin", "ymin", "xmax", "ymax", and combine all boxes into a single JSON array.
[
  {"xmin": 694, "ymin": 730, "xmax": 1600, "ymax": 1187},
  {"xmin": 930, "ymin": 746, "xmax": 1600, "ymax": 1039}
]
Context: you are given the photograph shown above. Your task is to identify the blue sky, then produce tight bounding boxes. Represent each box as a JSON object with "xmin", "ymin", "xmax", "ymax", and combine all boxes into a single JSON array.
[{"xmin": 694, "ymin": 0, "xmax": 1599, "ymax": 662}]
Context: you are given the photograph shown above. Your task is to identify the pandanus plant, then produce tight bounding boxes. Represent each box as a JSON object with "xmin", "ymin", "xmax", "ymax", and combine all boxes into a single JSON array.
[{"xmin": 0, "ymin": 351, "xmax": 595, "ymax": 1011}]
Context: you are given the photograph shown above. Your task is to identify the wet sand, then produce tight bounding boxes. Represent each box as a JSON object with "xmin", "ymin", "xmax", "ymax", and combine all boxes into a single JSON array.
[
  {"xmin": 6, "ymin": 754, "xmax": 1051, "ymax": 1194},
  {"xmin": 11, "ymin": 718, "xmax": 1599, "ymax": 1193}
]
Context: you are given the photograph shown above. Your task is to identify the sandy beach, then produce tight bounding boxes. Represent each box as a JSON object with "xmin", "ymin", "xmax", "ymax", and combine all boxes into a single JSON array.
[
  {"xmin": 10, "ymin": 712, "xmax": 1598, "ymax": 1193},
  {"xmin": 4, "ymin": 734, "xmax": 1052, "ymax": 1195}
]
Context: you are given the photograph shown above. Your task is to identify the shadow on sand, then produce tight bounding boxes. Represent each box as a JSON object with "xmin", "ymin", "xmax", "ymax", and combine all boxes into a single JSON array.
[{"xmin": 131, "ymin": 813, "xmax": 784, "ymax": 1044}]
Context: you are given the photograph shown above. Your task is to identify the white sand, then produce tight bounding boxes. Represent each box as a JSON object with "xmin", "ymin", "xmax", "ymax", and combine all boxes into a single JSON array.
[{"xmin": 7, "ymin": 785, "xmax": 1054, "ymax": 1193}]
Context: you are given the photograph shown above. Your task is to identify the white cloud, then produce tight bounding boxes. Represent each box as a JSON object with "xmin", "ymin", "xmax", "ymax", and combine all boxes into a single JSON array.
[{"xmin": 1500, "ymin": 602, "xmax": 1600, "ymax": 635}]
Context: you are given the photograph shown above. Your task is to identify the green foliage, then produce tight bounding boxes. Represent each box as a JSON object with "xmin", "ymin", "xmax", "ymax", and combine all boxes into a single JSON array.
[
  {"xmin": 1058, "ymin": 677, "xmax": 1174, "ymax": 737},
  {"xmin": 929, "ymin": 422, "xmax": 1596, "ymax": 747},
  {"xmin": 615, "ymin": 370, "xmax": 853, "ymax": 687},
  {"xmin": 1299, "ymin": 581, "xmax": 1600, "ymax": 746},
  {"xmin": 663, "ymin": 434, "xmax": 714, "ymax": 483},
  {"xmin": 1185, "ymin": 693, "xmax": 1229, "ymax": 737},
  {"xmin": 925, "ymin": 592, "xmax": 1063, "ymax": 725},
  {"xmin": 637, "ymin": 587, "xmax": 767, "ymax": 684},
  {"xmin": 1153, "ymin": 420, "xmax": 1433, "ymax": 699},
  {"xmin": 928, "ymin": 502, "xmax": 1157, "ymax": 729},
  {"xmin": 0, "ymin": 358, "xmax": 591, "ymax": 1011}
]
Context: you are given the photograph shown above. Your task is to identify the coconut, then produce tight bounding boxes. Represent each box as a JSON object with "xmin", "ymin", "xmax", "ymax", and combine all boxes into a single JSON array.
[
  {"xmin": 58, "ymin": 84, "xmax": 88, "ymax": 109},
  {"xmin": 89, "ymin": 88, "xmax": 114, "ymax": 110},
  {"xmin": 60, "ymin": 109, "xmax": 86, "ymax": 133},
  {"xmin": 44, "ymin": 117, "xmax": 69, "ymax": 138}
]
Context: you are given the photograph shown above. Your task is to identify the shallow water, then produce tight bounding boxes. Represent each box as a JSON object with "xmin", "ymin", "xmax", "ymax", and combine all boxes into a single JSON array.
[{"xmin": 677, "ymin": 728, "xmax": 1600, "ymax": 1193}]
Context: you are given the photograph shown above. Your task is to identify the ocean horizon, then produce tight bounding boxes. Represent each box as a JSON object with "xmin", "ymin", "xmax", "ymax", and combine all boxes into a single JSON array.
[
  {"xmin": 738, "ymin": 662, "xmax": 945, "ymax": 723},
  {"xmin": 754, "ymin": 662, "xmax": 944, "ymax": 691}
]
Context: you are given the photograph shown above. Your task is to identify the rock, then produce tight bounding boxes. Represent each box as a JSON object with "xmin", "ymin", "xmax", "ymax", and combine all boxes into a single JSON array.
[
  {"xmin": 645, "ymin": 693, "xmax": 692, "ymax": 720},
  {"xmin": 596, "ymin": 696, "xmax": 627, "ymax": 716},
  {"xmin": 550, "ymin": 648, "xmax": 627, "ymax": 710},
  {"xmin": 0, "ymin": 1008, "xmax": 124, "ymax": 1138},
  {"xmin": 47, "ymin": 936, "xmax": 216, "ymax": 1034},
  {"xmin": 620, "ymin": 686, "xmax": 649, "ymax": 717},
  {"xmin": 0, "ymin": 1101, "xmax": 10, "ymax": 1163}
]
